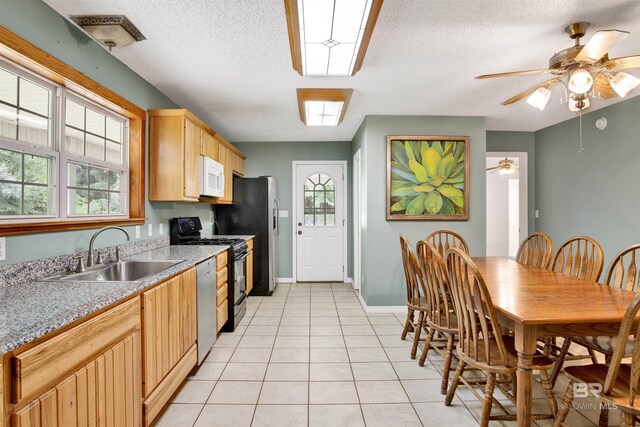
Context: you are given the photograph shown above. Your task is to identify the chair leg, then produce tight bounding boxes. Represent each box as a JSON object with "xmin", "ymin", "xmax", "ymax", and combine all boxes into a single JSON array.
[
  {"xmin": 605, "ymin": 354, "xmax": 612, "ymax": 365},
  {"xmin": 540, "ymin": 369, "xmax": 558, "ymax": 417},
  {"xmin": 550, "ymin": 338, "xmax": 572, "ymax": 387},
  {"xmin": 418, "ymin": 327, "xmax": 435, "ymax": 366},
  {"xmin": 598, "ymin": 406, "xmax": 609, "ymax": 427},
  {"xmin": 480, "ymin": 373, "xmax": 496, "ymax": 427},
  {"xmin": 445, "ymin": 360, "xmax": 465, "ymax": 406},
  {"xmin": 411, "ymin": 311, "xmax": 424, "ymax": 359},
  {"xmin": 554, "ymin": 380, "xmax": 574, "ymax": 427},
  {"xmin": 401, "ymin": 308, "xmax": 414, "ymax": 340},
  {"xmin": 621, "ymin": 411, "xmax": 635, "ymax": 427},
  {"xmin": 440, "ymin": 334, "xmax": 454, "ymax": 395},
  {"xmin": 589, "ymin": 349, "xmax": 599, "ymax": 364}
]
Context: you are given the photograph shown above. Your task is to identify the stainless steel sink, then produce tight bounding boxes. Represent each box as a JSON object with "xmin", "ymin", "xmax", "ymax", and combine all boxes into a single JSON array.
[{"xmin": 47, "ymin": 260, "xmax": 184, "ymax": 282}]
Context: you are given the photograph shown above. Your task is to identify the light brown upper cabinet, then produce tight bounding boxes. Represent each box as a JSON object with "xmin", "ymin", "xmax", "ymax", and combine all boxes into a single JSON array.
[{"xmin": 148, "ymin": 109, "xmax": 245, "ymax": 203}]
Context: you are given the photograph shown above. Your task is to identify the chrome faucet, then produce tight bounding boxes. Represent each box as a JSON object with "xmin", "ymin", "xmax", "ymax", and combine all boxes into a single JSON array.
[{"xmin": 87, "ymin": 226, "xmax": 131, "ymax": 267}]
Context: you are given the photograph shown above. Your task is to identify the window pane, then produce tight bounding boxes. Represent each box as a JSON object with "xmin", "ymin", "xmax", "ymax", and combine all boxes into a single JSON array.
[
  {"xmin": 24, "ymin": 154, "xmax": 48, "ymax": 184},
  {"xmin": 109, "ymin": 170, "xmax": 121, "ymax": 191},
  {"xmin": 0, "ymin": 148, "xmax": 22, "ymax": 182},
  {"xmin": 105, "ymin": 140, "xmax": 122, "ymax": 164},
  {"xmin": 89, "ymin": 190, "xmax": 108, "ymax": 214},
  {"xmin": 109, "ymin": 192, "xmax": 122, "ymax": 214},
  {"xmin": 19, "ymin": 78, "xmax": 49, "ymax": 116},
  {"xmin": 66, "ymin": 98, "xmax": 84, "ymax": 129},
  {"xmin": 315, "ymin": 214, "xmax": 324, "ymax": 226},
  {"xmin": 17, "ymin": 110, "xmax": 48, "ymax": 146},
  {"xmin": 65, "ymin": 126, "xmax": 84, "ymax": 156},
  {"xmin": 23, "ymin": 185, "xmax": 48, "ymax": 215},
  {"xmin": 85, "ymin": 133, "xmax": 105, "ymax": 161},
  {"xmin": 314, "ymin": 191, "xmax": 326, "ymax": 208},
  {"xmin": 68, "ymin": 188, "xmax": 88, "ymax": 215},
  {"xmin": 0, "ymin": 68, "xmax": 17, "ymax": 106},
  {"xmin": 0, "ymin": 103, "xmax": 18, "ymax": 140},
  {"xmin": 106, "ymin": 116, "xmax": 122, "ymax": 142},
  {"xmin": 89, "ymin": 167, "xmax": 108, "ymax": 189},
  {"xmin": 0, "ymin": 182, "xmax": 21, "ymax": 215},
  {"xmin": 304, "ymin": 214, "xmax": 314, "ymax": 225},
  {"xmin": 68, "ymin": 162, "xmax": 88, "ymax": 188},
  {"xmin": 325, "ymin": 214, "xmax": 335, "ymax": 226},
  {"xmin": 85, "ymin": 108, "xmax": 105, "ymax": 136}
]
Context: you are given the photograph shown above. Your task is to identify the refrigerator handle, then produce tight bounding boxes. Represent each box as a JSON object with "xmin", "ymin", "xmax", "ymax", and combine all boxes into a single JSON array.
[{"xmin": 274, "ymin": 198, "xmax": 280, "ymax": 237}]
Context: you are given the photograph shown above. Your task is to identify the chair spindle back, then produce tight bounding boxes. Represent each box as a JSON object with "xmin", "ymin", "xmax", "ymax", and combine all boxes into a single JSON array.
[
  {"xmin": 516, "ymin": 232, "xmax": 553, "ymax": 269},
  {"xmin": 417, "ymin": 240, "xmax": 454, "ymax": 329},
  {"xmin": 605, "ymin": 244, "xmax": 640, "ymax": 292},
  {"xmin": 551, "ymin": 236, "xmax": 604, "ymax": 282},
  {"xmin": 400, "ymin": 235, "xmax": 424, "ymax": 306},
  {"xmin": 425, "ymin": 230, "xmax": 469, "ymax": 259}
]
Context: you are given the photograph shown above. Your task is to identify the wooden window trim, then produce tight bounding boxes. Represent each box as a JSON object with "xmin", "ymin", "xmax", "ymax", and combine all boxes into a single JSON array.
[{"xmin": 0, "ymin": 27, "xmax": 146, "ymax": 236}]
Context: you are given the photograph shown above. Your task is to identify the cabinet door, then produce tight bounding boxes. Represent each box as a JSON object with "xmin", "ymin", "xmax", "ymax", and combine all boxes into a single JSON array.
[
  {"xmin": 216, "ymin": 143, "xmax": 233, "ymax": 204},
  {"xmin": 12, "ymin": 331, "xmax": 141, "ymax": 427},
  {"xmin": 200, "ymin": 131, "xmax": 219, "ymax": 161},
  {"xmin": 231, "ymin": 152, "xmax": 244, "ymax": 176},
  {"xmin": 183, "ymin": 119, "xmax": 201, "ymax": 200},
  {"xmin": 247, "ymin": 249, "xmax": 254, "ymax": 295},
  {"xmin": 142, "ymin": 268, "xmax": 197, "ymax": 396}
]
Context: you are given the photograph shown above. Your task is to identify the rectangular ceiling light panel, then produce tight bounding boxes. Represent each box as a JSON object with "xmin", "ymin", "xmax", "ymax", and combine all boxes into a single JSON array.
[
  {"xmin": 305, "ymin": 100, "xmax": 344, "ymax": 126},
  {"xmin": 296, "ymin": 0, "xmax": 375, "ymax": 76},
  {"xmin": 297, "ymin": 88, "xmax": 352, "ymax": 127}
]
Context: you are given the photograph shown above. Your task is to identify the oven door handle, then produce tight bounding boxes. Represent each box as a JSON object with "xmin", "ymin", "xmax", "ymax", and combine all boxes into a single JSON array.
[{"xmin": 235, "ymin": 251, "xmax": 249, "ymax": 261}]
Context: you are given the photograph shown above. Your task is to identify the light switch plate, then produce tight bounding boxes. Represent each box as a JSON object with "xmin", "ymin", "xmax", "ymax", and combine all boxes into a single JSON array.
[
  {"xmin": 0, "ymin": 237, "xmax": 5, "ymax": 261},
  {"xmin": 148, "ymin": 224, "xmax": 153, "ymax": 236},
  {"xmin": 135, "ymin": 226, "xmax": 141, "ymax": 239},
  {"xmin": 278, "ymin": 210, "xmax": 289, "ymax": 218},
  {"xmin": 535, "ymin": 210, "xmax": 540, "ymax": 219},
  {"xmin": 159, "ymin": 223, "xmax": 164, "ymax": 235}
]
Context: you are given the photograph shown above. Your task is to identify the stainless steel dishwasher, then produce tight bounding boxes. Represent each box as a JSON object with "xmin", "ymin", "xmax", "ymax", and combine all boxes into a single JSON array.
[{"xmin": 196, "ymin": 257, "xmax": 217, "ymax": 364}]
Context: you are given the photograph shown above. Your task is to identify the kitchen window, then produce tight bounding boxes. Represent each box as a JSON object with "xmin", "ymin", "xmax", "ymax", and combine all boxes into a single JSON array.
[{"xmin": 0, "ymin": 59, "xmax": 129, "ymax": 222}]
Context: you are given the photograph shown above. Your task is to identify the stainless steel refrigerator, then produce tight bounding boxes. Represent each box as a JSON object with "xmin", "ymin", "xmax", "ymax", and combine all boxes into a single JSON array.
[{"xmin": 215, "ymin": 176, "xmax": 279, "ymax": 295}]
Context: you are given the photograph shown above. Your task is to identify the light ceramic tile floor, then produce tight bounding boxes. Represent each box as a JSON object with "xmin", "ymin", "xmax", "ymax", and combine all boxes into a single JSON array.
[{"xmin": 154, "ymin": 282, "xmax": 606, "ymax": 427}]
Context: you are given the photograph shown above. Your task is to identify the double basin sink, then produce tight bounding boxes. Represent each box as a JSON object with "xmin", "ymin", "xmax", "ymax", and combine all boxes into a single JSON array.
[{"xmin": 46, "ymin": 260, "xmax": 184, "ymax": 282}]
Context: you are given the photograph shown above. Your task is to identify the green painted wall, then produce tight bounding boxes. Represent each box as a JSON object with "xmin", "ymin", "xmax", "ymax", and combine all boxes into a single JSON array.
[
  {"xmin": 486, "ymin": 131, "xmax": 536, "ymax": 234},
  {"xmin": 0, "ymin": 0, "xmax": 214, "ymax": 265},
  {"xmin": 233, "ymin": 141, "xmax": 353, "ymax": 279},
  {"xmin": 535, "ymin": 96, "xmax": 640, "ymax": 270},
  {"xmin": 354, "ymin": 115, "xmax": 487, "ymax": 306}
]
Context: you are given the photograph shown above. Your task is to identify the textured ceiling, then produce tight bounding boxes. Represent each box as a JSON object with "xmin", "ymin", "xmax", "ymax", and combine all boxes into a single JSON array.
[{"xmin": 43, "ymin": 0, "xmax": 640, "ymax": 142}]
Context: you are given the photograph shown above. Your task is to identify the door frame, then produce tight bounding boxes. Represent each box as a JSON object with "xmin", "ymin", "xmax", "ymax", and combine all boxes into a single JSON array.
[
  {"xmin": 352, "ymin": 150, "xmax": 362, "ymax": 291},
  {"xmin": 486, "ymin": 151, "xmax": 528, "ymax": 255},
  {"xmin": 292, "ymin": 160, "xmax": 348, "ymax": 283}
]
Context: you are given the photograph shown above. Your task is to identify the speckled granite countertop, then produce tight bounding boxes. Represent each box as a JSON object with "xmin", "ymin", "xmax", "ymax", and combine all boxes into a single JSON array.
[
  {"xmin": 214, "ymin": 235, "xmax": 255, "ymax": 241},
  {"xmin": 0, "ymin": 245, "xmax": 228, "ymax": 354}
]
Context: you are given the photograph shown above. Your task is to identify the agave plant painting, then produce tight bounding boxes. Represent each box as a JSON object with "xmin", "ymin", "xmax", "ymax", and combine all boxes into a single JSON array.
[{"xmin": 386, "ymin": 136, "xmax": 470, "ymax": 221}]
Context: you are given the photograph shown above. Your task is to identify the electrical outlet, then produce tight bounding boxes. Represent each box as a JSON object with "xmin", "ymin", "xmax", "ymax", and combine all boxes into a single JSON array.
[
  {"xmin": 535, "ymin": 210, "xmax": 540, "ymax": 219},
  {"xmin": 159, "ymin": 223, "xmax": 164, "ymax": 235},
  {"xmin": 148, "ymin": 224, "xmax": 153, "ymax": 236},
  {"xmin": 0, "ymin": 237, "xmax": 5, "ymax": 261},
  {"xmin": 135, "ymin": 226, "xmax": 141, "ymax": 239}
]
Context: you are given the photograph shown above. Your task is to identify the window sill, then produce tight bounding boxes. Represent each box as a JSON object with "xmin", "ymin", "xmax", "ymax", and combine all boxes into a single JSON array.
[{"xmin": 0, "ymin": 218, "xmax": 146, "ymax": 236}]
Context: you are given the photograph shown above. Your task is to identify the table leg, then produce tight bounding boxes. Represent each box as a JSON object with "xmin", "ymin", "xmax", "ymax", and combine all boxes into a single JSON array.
[{"xmin": 514, "ymin": 323, "xmax": 537, "ymax": 427}]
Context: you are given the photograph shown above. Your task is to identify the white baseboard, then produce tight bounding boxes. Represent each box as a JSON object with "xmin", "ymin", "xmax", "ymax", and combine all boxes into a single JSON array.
[
  {"xmin": 357, "ymin": 291, "xmax": 405, "ymax": 313},
  {"xmin": 276, "ymin": 277, "xmax": 294, "ymax": 284}
]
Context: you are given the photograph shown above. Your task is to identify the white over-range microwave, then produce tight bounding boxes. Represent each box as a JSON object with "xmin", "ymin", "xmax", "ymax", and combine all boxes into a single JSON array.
[{"xmin": 201, "ymin": 156, "xmax": 224, "ymax": 198}]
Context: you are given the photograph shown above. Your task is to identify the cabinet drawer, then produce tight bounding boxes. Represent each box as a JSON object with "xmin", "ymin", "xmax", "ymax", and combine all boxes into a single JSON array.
[
  {"xmin": 216, "ymin": 284, "xmax": 228, "ymax": 307},
  {"xmin": 216, "ymin": 267, "xmax": 228, "ymax": 288},
  {"xmin": 216, "ymin": 300, "xmax": 229, "ymax": 333},
  {"xmin": 216, "ymin": 251, "xmax": 228, "ymax": 269},
  {"xmin": 12, "ymin": 298, "xmax": 140, "ymax": 402},
  {"xmin": 247, "ymin": 239, "xmax": 253, "ymax": 251}
]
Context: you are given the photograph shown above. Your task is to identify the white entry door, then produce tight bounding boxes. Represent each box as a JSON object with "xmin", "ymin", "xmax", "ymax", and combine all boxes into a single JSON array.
[{"xmin": 294, "ymin": 162, "xmax": 345, "ymax": 282}]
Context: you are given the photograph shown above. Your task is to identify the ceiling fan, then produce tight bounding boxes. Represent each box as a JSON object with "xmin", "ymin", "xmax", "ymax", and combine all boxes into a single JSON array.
[
  {"xmin": 477, "ymin": 22, "xmax": 640, "ymax": 112},
  {"xmin": 486, "ymin": 158, "xmax": 519, "ymax": 175}
]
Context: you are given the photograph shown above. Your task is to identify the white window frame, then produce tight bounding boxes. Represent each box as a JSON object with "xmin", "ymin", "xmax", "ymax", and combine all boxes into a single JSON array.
[{"xmin": 0, "ymin": 56, "xmax": 130, "ymax": 223}]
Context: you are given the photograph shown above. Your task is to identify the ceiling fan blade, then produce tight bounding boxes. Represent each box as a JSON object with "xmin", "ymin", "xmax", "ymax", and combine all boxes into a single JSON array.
[
  {"xmin": 476, "ymin": 69, "xmax": 551, "ymax": 79},
  {"xmin": 576, "ymin": 30, "xmax": 630, "ymax": 62},
  {"xmin": 501, "ymin": 78, "xmax": 562, "ymax": 105},
  {"xmin": 593, "ymin": 74, "xmax": 618, "ymax": 99},
  {"xmin": 605, "ymin": 54, "xmax": 640, "ymax": 70},
  {"xmin": 486, "ymin": 166, "xmax": 501, "ymax": 171}
]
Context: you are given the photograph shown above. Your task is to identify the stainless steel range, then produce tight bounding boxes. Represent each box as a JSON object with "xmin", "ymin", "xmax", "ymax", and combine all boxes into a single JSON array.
[{"xmin": 170, "ymin": 217, "xmax": 248, "ymax": 339}]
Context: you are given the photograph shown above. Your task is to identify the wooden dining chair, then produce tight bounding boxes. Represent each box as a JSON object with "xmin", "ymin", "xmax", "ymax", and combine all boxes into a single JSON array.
[
  {"xmin": 416, "ymin": 240, "xmax": 457, "ymax": 394},
  {"xmin": 444, "ymin": 248, "xmax": 557, "ymax": 426},
  {"xmin": 399, "ymin": 235, "xmax": 428, "ymax": 358},
  {"xmin": 516, "ymin": 232, "xmax": 554, "ymax": 269},
  {"xmin": 425, "ymin": 229, "xmax": 469, "ymax": 259},
  {"xmin": 554, "ymin": 292, "xmax": 640, "ymax": 427}
]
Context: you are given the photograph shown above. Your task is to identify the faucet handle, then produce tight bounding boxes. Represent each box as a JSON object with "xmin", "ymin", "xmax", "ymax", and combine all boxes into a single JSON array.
[
  {"xmin": 96, "ymin": 250, "xmax": 107, "ymax": 264},
  {"xmin": 71, "ymin": 255, "xmax": 86, "ymax": 273}
]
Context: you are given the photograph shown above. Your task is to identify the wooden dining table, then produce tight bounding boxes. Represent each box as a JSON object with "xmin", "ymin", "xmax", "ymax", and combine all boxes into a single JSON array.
[{"xmin": 473, "ymin": 257, "xmax": 637, "ymax": 427}]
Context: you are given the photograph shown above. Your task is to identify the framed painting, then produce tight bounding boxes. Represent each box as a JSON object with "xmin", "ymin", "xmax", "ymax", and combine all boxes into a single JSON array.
[{"xmin": 386, "ymin": 135, "xmax": 470, "ymax": 221}]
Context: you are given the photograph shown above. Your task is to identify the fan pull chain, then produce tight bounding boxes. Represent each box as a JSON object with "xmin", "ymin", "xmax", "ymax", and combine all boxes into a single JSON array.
[{"xmin": 578, "ymin": 110, "xmax": 585, "ymax": 153}]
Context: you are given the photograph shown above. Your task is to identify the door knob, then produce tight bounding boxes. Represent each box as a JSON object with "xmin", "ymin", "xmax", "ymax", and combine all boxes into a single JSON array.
[
  {"xmin": 298, "ymin": 222, "xmax": 302, "ymax": 226},
  {"xmin": 298, "ymin": 230, "xmax": 302, "ymax": 235}
]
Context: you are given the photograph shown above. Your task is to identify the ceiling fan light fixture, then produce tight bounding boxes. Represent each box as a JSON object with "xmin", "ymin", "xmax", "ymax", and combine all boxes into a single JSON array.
[
  {"xmin": 526, "ymin": 87, "xmax": 551, "ymax": 110},
  {"xmin": 568, "ymin": 68, "xmax": 594, "ymax": 94},
  {"xmin": 568, "ymin": 96, "xmax": 590, "ymax": 112},
  {"xmin": 498, "ymin": 167, "xmax": 515, "ymax": 175},
  {"xmin": 610, "ymin": 72, "xmax": 640, "ymax": 97}
]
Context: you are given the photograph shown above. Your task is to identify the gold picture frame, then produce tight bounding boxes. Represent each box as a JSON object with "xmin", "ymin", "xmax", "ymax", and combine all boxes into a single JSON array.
[{"xmin": 386, "ymin": 135, "xmax": 470, "ymax": 221}]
